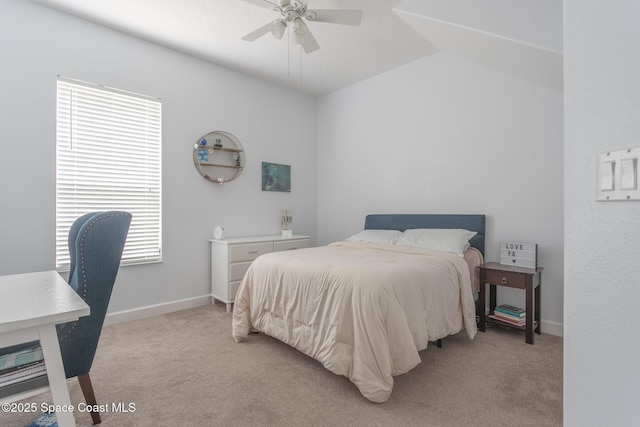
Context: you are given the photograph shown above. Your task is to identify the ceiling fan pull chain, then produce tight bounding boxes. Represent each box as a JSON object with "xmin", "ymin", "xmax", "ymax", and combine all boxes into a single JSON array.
[
  {"xmin": 299, "ymin": 45, "xmax": 303, "ymax": 85},
  {"xmin": 287, "ymin": 26, "xmax": 291, "ymax": 79}
]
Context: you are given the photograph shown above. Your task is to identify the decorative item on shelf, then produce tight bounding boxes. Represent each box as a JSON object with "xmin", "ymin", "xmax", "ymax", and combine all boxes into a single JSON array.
[
  {"xmin": 197, "ymin": 148, "xmax": 208, "ymax": 163},
  {"xmin": 500, "ymin": 241, "xmax": 537, "ymax": 268},
  {"xmin": 193, "ymin": 131, "xmax": 245, "ymax": 184},
  {"xmin": 281, "ymin": 209, "xmax": 293, "ymax": 237}
]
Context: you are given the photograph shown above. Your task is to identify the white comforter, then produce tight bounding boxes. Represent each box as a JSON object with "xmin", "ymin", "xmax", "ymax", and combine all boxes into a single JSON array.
[{"xmin": 232, "ymin": 241, "xmax": 478, "ymax": 403}]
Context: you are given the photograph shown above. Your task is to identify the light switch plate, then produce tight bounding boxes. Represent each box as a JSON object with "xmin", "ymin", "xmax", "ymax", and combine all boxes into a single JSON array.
[
  {"xmin": 596, "ymin": 146, "xmax": 640, "ymax": 201},
  {"xmin": 598, "ymin": 160, "xmax": 615, "ymax": 191},
  {"xmin": 620, "ymin": 158, "xmax": 638, "ymax": 190}
]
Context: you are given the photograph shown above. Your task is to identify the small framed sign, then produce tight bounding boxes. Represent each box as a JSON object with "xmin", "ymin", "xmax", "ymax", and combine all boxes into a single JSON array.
[{"xmin": 500, "ymin": 241, "xmax": 537, "ymax": 269}]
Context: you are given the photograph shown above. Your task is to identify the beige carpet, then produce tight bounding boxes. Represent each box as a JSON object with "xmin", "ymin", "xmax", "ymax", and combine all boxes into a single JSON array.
[{"xmin": 1, "ymin": 304, "xmax": 562, "ymax": 427}]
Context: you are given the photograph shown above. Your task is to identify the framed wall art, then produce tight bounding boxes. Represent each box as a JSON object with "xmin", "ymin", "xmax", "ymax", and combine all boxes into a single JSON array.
[{"xmin": 261, "ymin": 162, "xmax": 291, "ymax": 192}]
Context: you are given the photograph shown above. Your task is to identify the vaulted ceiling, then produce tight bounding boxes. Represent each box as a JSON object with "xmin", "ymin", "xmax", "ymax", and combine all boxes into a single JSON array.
[{"xmin": 30, "ymin": 0, "xmax": 563, "ymax": 96}]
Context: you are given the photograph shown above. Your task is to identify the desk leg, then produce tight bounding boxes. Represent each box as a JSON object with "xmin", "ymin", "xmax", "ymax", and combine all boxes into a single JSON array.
[
  {"xmin": 478, "ymin": 271, "xmax": 486, "ymax": 332},
  {"xmin": 535, "ymin": 274, "xmax": 542, "ymax": 335},
  {"xmin": 39, "ymin": 324, "xmax": 76, "ymax": 427},
  {"xmin": 525, "ymin": 277, "xmax": 534, "ymax": 345},
  {"xmin": 489, "ymin": 284, "xmax": 497, "ymax": 313}
]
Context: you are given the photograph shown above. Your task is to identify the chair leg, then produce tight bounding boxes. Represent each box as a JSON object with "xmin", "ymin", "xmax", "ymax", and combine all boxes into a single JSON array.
[{"xmin": 78, "ymin": 373, "xmax": 102, "ymax": 424}]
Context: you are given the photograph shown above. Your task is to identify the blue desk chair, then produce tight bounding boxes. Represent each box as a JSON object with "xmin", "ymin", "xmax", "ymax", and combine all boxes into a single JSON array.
[{"xmin": 0, "ymin": 211, "xmax": 131, "ymax": 424}]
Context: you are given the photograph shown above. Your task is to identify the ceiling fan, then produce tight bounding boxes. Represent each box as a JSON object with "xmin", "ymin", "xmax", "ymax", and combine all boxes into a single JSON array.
[{"xmin": 241, "ymin": 0, "xmax": 363, "ymax": 54}]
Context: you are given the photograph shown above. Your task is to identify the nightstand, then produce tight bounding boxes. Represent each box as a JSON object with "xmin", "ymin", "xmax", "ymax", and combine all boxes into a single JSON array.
[{"xmin": 477, "ymin": 262, "xmax": 542, "ymax": 344}]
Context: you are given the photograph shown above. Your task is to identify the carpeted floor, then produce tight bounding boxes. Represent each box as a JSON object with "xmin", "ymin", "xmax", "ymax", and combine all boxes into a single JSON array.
[{"xmin": 1, "ymin": 304, "xmax": 563, "ymax": 426}]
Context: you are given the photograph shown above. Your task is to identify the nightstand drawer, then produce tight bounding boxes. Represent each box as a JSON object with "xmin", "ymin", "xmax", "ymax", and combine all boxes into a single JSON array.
[
  {"xmin": 274, "ymin": 239, "xmax": 309, "ymax": 252},
  {"xmin": 229, "ymin": 242, "xmax": 272, "ymax": 262},
  {"xmin": 484, "ymin": 269, "xmax": 526, "ymax": 288}
]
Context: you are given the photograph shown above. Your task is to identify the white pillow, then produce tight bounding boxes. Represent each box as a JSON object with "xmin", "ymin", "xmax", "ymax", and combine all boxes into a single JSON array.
[
  {"xmin": 396, "ymin": 228, "xmax": 477, "ymax": 256},
  {"xmin": 346, "ymin": 229, "xmax": 402, "ymax": 245}
]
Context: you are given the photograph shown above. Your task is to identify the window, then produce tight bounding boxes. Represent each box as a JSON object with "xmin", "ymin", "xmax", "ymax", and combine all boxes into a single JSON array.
[{"xmin": 56, "ymin": 77, "xmax": 162, "ymax": 268}]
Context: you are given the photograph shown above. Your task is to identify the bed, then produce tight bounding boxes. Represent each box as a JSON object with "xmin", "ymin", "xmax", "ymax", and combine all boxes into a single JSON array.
[{"xmin": 232, "ymin": 214, "xmax": 485, "ymax": 403}]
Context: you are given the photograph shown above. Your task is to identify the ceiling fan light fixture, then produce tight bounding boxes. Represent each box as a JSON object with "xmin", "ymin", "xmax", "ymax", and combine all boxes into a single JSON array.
[
  {"xmin": 293, "ymin": 17, "xmax": 307, "ymax": 36},
  {"xmin": 241, "ymin": 0, "xmax": 363, "ymax": 54},
  {"xmin": 271, "ymin": 19, "xmax": 287, "ymax": 39}
]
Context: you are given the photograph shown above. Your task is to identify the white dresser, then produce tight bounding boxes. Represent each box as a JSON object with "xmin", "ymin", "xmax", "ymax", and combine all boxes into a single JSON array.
[{"xmin": 210, "ymin": 235, "xmax": 310, "ymax": 312}]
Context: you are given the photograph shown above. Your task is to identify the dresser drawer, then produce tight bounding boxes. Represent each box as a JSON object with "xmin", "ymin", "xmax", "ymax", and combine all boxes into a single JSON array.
[
  {"xmin": 211, "ymin": 235, "xmax": 311, "ymax": 313},
  {"xmin": 484, "ymin": 269, "xmax": 526, "ymax": 288},
  {"xmin": 229, "ymin": 242, "xmax": 272, "ymax": 262},
  {"xmin": 229, "ymin": 261, "xmax": 253, "ymax": 282},
  {"xmin": 274, "ymin": 239, "xmax": 309, "ymax": 252},
  {"xmin": 229, "ymin": 281, "xmax": 241, "ymax": 301}
]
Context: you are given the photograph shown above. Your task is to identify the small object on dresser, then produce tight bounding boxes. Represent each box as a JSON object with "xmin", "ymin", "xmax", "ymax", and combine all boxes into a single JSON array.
[
  {"xmin": 214, "ymin": 226, "xmax": 225, "ymax": 240},
  {"xmin": 214, "ymin": 138, "xmax": 223, "ymax": 148},
  {"xmin": 500, "ymin": 241, "xmax": 537, "ymax": 268},
  {"xmin": 199, "ymin": 138, "xmax": 207, "ymax": 146},
  {"xmin": 281, "ymin": 209, "xmax": 293, "ymax": 236}
]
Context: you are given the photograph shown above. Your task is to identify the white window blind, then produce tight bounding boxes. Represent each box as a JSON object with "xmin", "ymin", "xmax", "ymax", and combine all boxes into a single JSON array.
[{"xmin": 56, "ymin": 77, "xmax": 162, "ymax": 268}]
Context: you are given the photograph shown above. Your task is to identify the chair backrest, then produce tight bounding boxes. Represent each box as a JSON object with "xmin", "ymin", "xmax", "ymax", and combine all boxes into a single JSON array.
[
  {"xmin": 58, "ymin": 211, "xmax": 131, "ymax": 378},
  {"xmin": 67, "ymin": 211, "xmax": 99, "ymax": 286}
]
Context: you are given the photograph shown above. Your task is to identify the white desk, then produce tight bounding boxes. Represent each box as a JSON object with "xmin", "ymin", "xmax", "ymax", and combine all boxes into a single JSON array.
[{"xmin": 0, "ymin": 271, "xmax": 90, "ymax": 427}]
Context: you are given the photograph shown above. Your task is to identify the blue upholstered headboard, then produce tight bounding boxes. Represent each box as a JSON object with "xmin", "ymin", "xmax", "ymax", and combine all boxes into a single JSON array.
[{"xmin": 364, "ymin": 214, "xmax": 486, "ymax": 255}]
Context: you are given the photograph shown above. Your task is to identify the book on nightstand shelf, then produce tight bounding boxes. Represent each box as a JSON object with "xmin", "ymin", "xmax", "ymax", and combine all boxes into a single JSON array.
[
  {"xmin": 490, "ymin": 304, "xmax": 526, "ymax": 327},
  {"xmin": 490, "ymin": 313, "xmax": 526, "ymax": 326},
  {"xmin": 495, "ymin": 304, "xmax": 526, "ymax": 318}
]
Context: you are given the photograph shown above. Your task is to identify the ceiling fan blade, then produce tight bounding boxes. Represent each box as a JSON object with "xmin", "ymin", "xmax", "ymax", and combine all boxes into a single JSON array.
[
  {"xmin": 242, "ymin": 21, "xmax": 276, "ymax": 42},
  {"xmin": 305, "ymin": 9, "xmax": 363, "ymax": 26},
  {"xmin": 240, "ymin": 0, "xmax": 282, "ymax": 12},
  {"xmin": 291, "ymin": 18, "xmax": 320, "ymax": 53}
]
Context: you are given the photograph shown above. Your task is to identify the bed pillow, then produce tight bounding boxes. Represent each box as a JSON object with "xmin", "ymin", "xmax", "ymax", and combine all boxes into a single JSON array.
[
  {"xmin": 346, "ymin": 229, "xmax": 402, "ymax": 245},
  {"xmin": 396, "ymin": 228, "xmax": 477, "ymax": 256}
]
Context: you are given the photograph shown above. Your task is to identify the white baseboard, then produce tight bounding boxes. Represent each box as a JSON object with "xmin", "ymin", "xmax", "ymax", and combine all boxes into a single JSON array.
[
  {"xmin": 541, "ymin": 319, "xmax": 564, "ymax": 337},
  {"xmin": 103, "ymin": 295, "xmax": 564, "ymax": 337},
  {"xmin": 104, "ymin": 295, "xmax": 211, "ymax": 326}
]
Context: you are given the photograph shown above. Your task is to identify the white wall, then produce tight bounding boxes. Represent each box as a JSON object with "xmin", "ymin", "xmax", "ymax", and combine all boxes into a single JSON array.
[
  {"xmin": 0, "ymin": 0, "xmax": 317, "ymax": 312},
  {"xmin": 564, "ymin": 0, "xmax": 640, "ymax": 424},
  {"xmin": 317, "ymin": 52, "xmax": 564, "ymax": 330}
]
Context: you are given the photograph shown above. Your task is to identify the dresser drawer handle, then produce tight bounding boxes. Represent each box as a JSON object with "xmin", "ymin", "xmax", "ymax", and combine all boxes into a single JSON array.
[
  {"xmin": 501, "ymin": 277, "xmax": 508, "ymax": 284},
  {"xmin": 248, "ymin": 250, "xmax": 258, "ymax": 254}
]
